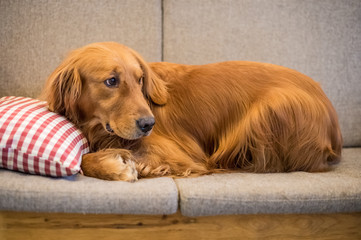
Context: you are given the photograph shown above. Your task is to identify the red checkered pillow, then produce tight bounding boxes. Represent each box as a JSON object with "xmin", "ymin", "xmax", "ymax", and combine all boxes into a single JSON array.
[{"xmin": 0, "ymin": 96, "xmax": 89, "ymax": 177}]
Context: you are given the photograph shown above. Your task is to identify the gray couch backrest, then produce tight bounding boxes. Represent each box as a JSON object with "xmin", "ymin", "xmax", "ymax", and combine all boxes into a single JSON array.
[{"xmin": 1, "ymin": 0, "xmax": 360, "ymax": 147}]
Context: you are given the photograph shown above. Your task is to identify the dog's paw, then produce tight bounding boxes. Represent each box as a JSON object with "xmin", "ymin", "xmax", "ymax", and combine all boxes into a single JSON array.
[
  {"xmin": 137, "ymin": 163, "xmax": 171, "ymax": 177},
  {"xmin": 112, "ymin": 154, "xmax": 138, "ymax": 182},
  {"xmin": 81, "ymin": 149, "xmax": 138, "ymax": 182}
]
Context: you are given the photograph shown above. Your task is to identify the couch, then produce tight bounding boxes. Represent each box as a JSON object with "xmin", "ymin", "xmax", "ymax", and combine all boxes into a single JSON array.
[{"xmin": 1, "ymin": 0, "xmax": 360, "ymax": 238}]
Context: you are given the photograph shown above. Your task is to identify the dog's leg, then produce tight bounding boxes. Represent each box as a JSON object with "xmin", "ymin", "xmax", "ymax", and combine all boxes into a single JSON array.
[
  {"xmin": 81, "ymin": 149, "xmax": 138, "ymax": 182},
  {"xmin": 133, "ymin": 134, "xmax": 209, "ymax": 178}
]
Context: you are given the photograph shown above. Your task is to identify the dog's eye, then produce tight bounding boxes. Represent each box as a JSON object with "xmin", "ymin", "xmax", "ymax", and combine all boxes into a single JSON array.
[
  {"xmin": 104, "ymin": 77, "xmax": 119, "ymax": 88},
  {"xmin": 138, "ymin": 76, "xmax": 144, "ymax": 85}
]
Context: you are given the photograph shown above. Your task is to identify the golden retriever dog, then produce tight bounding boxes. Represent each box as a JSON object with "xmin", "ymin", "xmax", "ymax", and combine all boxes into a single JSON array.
[{"xmin": 41, "ymin": 42, "xmax": 342, "ymax": 181}]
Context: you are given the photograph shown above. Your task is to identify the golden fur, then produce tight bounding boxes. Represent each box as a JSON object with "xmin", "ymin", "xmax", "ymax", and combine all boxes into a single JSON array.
[{"xmin": 41, "ymin": 42, "xmax": 342, "ymax": 181}]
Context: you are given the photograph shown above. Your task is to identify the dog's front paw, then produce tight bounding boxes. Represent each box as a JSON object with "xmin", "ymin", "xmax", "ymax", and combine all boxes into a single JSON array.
[
  {"xmin": 111, "ymin": 154, "xmax": 138, "ymax": 182},
  {"xmin": 81, "ymin": 149, "xmax": 138, "ymax": 182}
]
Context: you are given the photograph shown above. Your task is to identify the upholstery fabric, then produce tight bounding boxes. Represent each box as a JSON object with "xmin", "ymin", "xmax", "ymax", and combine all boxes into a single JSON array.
[
  {"xmin": 175, "ymin": 148, "xmax": 361, "ymax": 216},
  {"xmin": 0, "ymin": 0, "xmax": 162, "ymax": 99},
  {"xmin": 163, "ymin": 0, "xmax": 361, "ymax": 147},
  {"xmin": 0, "ymin": 171, "xmax": 178, "ymax": 214}
]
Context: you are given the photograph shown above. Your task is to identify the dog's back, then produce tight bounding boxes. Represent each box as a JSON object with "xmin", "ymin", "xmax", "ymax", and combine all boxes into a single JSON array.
[{"xmin": 150, "ymin": 61, "xmax": 343, "ymax": 173}]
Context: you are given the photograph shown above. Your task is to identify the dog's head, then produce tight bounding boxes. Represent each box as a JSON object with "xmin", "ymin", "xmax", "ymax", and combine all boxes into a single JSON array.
[{"xmin": 41, "ymin": 42, "xmax": 168, "ymax": 140}]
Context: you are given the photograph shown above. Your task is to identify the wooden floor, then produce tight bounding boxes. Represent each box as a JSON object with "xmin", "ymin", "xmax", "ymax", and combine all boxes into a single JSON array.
[{"xmin": 0, "ymin": 211, "xmax": 360, "ymax": 240}]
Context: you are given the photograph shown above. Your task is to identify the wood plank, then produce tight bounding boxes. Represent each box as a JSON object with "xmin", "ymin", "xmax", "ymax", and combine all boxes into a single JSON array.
[{"xmin": 1, "ymin": 211, "xmax": 360, "ymax": 240}]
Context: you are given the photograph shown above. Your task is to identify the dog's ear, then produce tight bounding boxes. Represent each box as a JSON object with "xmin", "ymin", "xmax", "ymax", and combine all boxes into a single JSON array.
[
  {"xmin": 130, "ymin": 51, "xmax": 168, "ymax": 105},
  {"xmin": 143, "ymin": 65, "xmax": 168, "ymax": 105},
  {"xmin": 40, "ymin": 56, "xmax": 82, "ymax": 124}
]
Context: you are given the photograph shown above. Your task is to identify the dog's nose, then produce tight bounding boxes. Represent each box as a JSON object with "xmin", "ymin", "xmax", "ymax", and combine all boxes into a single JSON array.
[{"xmin": 136, "ymin": 117, "xmax": 155, "ymax": 133}]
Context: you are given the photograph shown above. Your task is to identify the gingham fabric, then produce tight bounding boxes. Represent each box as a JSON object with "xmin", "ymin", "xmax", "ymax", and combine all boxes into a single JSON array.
[{"xmin": 0, "ymin": 96, "xmax": 89, "ymax": 177}]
